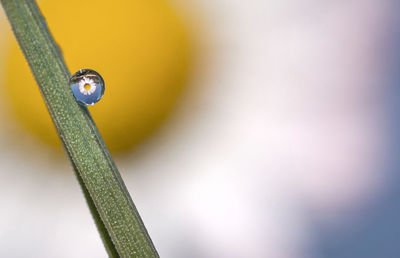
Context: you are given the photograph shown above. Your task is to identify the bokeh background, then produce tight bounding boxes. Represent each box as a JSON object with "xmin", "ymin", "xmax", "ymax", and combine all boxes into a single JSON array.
[{"xmin": 0, "ymin": 0, "xmax": 399, "ymax": 257}]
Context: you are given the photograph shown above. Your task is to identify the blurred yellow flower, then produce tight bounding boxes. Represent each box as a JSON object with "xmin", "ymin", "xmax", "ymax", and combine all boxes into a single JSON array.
[{"xmin": 4, "ymin": 0, "xmax": 191, "ymax": 153}]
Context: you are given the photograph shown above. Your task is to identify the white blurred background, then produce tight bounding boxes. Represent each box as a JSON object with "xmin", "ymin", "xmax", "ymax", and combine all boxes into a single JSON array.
[{"xmin": 0, "ymin": 0, "xmax": 399, "ymax": 257}]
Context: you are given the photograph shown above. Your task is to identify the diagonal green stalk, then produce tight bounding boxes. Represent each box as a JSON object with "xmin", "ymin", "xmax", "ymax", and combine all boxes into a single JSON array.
[{"xmin": 0, "ymin": 0, "xmax": 159, "ymax": 257}]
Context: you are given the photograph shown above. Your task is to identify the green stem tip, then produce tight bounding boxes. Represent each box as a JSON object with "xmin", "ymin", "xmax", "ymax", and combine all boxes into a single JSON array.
[{"xmin": 0, "ymin": 0, "xmax": 159, "ymax": 257}]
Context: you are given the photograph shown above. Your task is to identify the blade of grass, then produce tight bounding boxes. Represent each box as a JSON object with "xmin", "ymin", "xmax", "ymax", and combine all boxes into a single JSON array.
[{"xmin": 0, "ymin": 0, "xmax": 159, "ymax": 257}]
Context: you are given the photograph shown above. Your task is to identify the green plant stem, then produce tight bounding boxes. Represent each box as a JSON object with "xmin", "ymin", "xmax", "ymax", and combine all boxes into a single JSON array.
[{"xmin": 0, "ymin": 0, "xmax": 159, "ymax": 257}]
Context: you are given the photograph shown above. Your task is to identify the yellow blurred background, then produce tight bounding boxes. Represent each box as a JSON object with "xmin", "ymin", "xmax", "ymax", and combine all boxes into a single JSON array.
[{"xmin": 4, "ymin": 0, "xmax": 192, "ymax": 153}]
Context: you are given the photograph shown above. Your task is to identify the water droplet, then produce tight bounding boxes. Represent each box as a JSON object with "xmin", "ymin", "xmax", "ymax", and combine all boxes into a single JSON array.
[{"xmin": 70, "ymin": 69, "xmax": 105, "ymax": 106}]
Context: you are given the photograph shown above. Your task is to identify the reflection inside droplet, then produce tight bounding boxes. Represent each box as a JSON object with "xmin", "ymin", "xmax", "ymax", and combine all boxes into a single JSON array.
[{"xmin": 70, "ymin": 69, "xmax": 105, "ymax": 106}]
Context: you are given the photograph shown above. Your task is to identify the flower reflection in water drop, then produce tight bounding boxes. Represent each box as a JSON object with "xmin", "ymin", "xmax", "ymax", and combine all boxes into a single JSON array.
[
  {"xmin": 70, "ymin": 69, "xmax": 105, "ymax": 106},
  {"xmin": 79, "ymin": 77, "xmax": 96, "ymax": 96}
]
